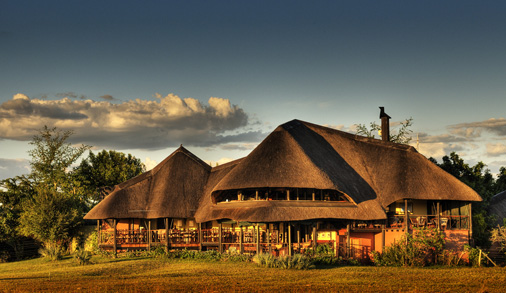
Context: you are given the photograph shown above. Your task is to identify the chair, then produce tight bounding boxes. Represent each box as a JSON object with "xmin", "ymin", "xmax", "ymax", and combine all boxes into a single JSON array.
[
  {"xmin": 440, "ymin": 218, "xmax": 448, "ymax": 230},
  {"xmin": 416, "ymin": 217, "xmax": 426, "ymax": 227}
]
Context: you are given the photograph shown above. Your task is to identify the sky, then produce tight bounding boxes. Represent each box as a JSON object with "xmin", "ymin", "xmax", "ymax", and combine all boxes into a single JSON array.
[{"xmin": 1, "ymin": 1, "xmax": 506, "ymax": 180}]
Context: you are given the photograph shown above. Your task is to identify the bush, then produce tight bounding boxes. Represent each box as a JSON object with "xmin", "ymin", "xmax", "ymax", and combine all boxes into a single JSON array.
[
  {"xmin": 491, "ymin": 225, "xmax": 506, "ymax": 257},
  {"xmin": 372, "ymin": 228, "xmax": 446, "ymax": 267},
  {"xmin": 84, "ymin": 230, "xmax": 99, "ymax": 254},
  {"xmin": 73, "ymin": 247, "xmax": 91, "ymax": 265},
  {"xmin": 39, "ymin": 242, "xmax": 65, "ymax": 261},
  {"xmin": 253, "ymin": 253, "xmax": 314, "ymax": 270}
]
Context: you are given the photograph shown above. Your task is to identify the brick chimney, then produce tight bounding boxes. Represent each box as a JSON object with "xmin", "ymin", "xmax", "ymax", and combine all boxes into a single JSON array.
[{"xmin": 379, "ymin": 107, "xmax": 391, "ymax": 142}]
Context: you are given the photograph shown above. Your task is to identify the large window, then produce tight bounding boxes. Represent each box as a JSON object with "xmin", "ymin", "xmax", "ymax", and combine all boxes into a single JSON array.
[
  {"xmin": 213, "ymin": 188, "xmax": 350, "ymax": 204},
  {"xmin": 389, "ymin": 200, "xmax": 413, "ymax": 215}
]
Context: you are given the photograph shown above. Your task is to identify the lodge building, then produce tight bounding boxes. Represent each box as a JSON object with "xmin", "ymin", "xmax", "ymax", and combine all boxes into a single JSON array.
[{"xmin": 84, "ymin": 111, "xmax": 482, "ymax": 260}]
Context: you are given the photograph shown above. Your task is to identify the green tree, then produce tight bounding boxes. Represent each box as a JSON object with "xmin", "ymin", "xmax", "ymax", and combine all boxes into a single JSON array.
[
  {"xmin": 74, "ymin": 150, "xmax": 145, "ymax": 205},
  {"xmin": 18, "ymin": 126, "xmax": 90, "ymax": 251},
  {"xmin": 494, "ymin": 167, "xmax": 506, "ymax": 195},
  {"xmin": 356, "ymin": 117, "xmax": 413, "ymax": 144},
  {"xmin": 0, "ymin": 176, "xmax": 34, "ymax": 260},
  {"xmin": 430, "ymin": 152, "xmax": 496, "ymax": 247}
]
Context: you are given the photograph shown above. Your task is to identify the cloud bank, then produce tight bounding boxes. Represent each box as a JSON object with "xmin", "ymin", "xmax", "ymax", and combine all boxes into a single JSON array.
[
  {"xmin": 0, "ymin": 93, "xmax": 256, "ymax": 150},
  {"xmin": 0, "ymin": 158, "xmax": 30, "ymax": 180}
]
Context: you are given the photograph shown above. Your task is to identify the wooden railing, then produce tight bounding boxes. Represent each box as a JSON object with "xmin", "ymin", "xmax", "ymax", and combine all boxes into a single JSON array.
[{"xmin": 385, "ymin": 215, "xmax": 470, "ymax": 230}]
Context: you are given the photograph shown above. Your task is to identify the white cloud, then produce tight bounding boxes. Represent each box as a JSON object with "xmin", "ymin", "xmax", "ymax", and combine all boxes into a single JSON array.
[
  {"xmin": 205, "ymin": 157, "xmax": 235, "ymax": 167},
  {"xmin": 449, "ymin": 118, "xmax": 506, "ymax": 137},
  {"xmin": 0, "ymin": 93, "xmax": 253, "ymax": 150},
  {"xmin": 486, "ymin": 143, "xmax": 506, "ymax": 157},
  {"xmin": 0, "ymin": 158, "xmax": 30, "ymax": 180},
  {"xmin": 208, "ymin": 97, "xmax": 233, "ymax": 118},
  {"xmin": 144, "ymin": 157, "xmax": 158, "ymax": 171}
]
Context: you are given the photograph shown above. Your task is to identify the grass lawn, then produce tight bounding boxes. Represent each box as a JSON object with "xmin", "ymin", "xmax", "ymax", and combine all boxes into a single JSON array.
[{"xmin": 1, "ymin": 256, "xmax": 505, "ymax": 292}]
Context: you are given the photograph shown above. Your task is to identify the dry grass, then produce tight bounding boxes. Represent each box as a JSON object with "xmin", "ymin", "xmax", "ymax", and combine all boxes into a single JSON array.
[{"xmin": 1, "ymin": 256, "xmax": 505, "ymax": 292}]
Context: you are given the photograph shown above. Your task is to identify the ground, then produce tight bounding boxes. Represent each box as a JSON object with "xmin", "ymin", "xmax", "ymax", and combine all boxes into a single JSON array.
[{"xmin": 1, "ymin": 256, "xmax": 505, "ymax": 292}]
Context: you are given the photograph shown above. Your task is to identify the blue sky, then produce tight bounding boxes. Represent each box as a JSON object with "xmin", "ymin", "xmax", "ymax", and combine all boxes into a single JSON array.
[{"xmin": 2, "ymin": 1, "xmax": 506, "ymax": 179}]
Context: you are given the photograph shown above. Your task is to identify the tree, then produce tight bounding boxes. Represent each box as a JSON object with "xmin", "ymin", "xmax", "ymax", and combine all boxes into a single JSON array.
[
  {"xmin": 0, "ymin": 176, "xmax": 34, "ymax": 260},
  {"xmin": 18, "ymin": 126, "xmax": 90, "ymax": 250},
  {"xmin": 74, "ymin": 150, "xmax": 145, "ymax": 205},
  {"xmin": 356, "ymin": 117, "xmax": 413, "ymax": 144},
  {"xmin": 28, "ymin": 126, "xmax": 90, "ymax": 186},
  {"xmin": 430, "ymin": 152, "xmax": 496, "ymax": 247}
]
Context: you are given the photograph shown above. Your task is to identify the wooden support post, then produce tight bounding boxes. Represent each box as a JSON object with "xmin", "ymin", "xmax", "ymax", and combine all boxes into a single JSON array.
[
  {"xmin": 296, "ymin": 188, "xmax": 299, "ymax": 201},
  {"xmin": 346, "ymin": 223, "xmax": 351, "ymax": 258},
  {"xmin": 267, "ymin": 225, "xmax": 271, "ymax": 253},
  {"xmin": 239, "ymin": 226, "xmax": 244, "ymax": 254},
  {"xmin": 280, "ymin": 222, "xmax": 284, "ymax": 243},
  {"xmin": 256, "ymin": 224, "xmax": 260, "ymax": 254},
  {"xmin": 312, "ymin": 191, "xmax": 315, "ymax": 201},
  {"xmin": 312, "ymin": 224, "xmax": 317, "ymax": 249},
  {"xmin": 382, "ymin": 223, "xmax": 386, "ymax": 253},
  {"xmin": 219, "ymin": 222, "xmax": 223, "ymax": 253},
  {"xmin": 198, "ymin": 222, "xmax": 203, "ymax": 251},
  {"xmin": 97, "ymin": 220, "xmax": 101, "ymax": 249},
  {"xmin": 113, "ymin": 219, "xmax": 117, "ymax": 258},
  {"xmin": 297, "ymin": 225, "xmax": 300, "ymax": 254},
  {"xmin": 437, "ymin": 201, "xmax": 441, "ymax": 231},
  {"xmin": 255, "ymin": 190, "xmax": 259, "ymax": 200},
  {"xmin": 288, "ymin": 222, "xmax": 292, "ymax": 257},
  {"xmin": 404, "ymin": 199, "xmax": 409, "ymax": 231},
  {"xmin": 468, "ymin": 202, "xmax": 473, "ymax": 243},
  {"xmin": 287, "ymin": 190, "xmax": 290, "ymax": 201},
  {"xmin": 148, "ymin": 220, "xmax": 151, "ymax": 251},
  {"xmin": 165, "ymin": 218, "xmax": 170, "ymax": 252},
  {"xmin": 237, "ymin": 191, "xmax": 242, "ymax": 201}
]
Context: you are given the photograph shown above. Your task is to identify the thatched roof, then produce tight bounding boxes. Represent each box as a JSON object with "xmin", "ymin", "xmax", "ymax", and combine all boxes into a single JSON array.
[
  {"xmin": 195, "ymin": 120, "xmax": 481, "ymax": 223},
  {"xmin": 84, "ymin": 146, "xmax": 211, "ymax": 220},
  {"xmin": 84, "ymin": 119, "xmax": 481, "ymax": 223},
  {"xmin": 489, "ymin": 190, "xmax": 506, "ymax": 226}
]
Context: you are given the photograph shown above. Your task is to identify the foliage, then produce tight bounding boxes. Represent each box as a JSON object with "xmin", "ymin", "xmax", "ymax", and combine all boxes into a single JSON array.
[
  {"xmin": 430, "ymin": 152, "xmax": 498, "ymax": 247},
  {"xmin": 356, "ymin": 117, "xmax": 413, "ymax": 144},
  {"xmin": 464, "ymin": 245, "xmax": 481, "ymax": 267},
  {"xmin": 15, "ymin": 126, "xmax": 90, "ymax": 254},
  {"xmin": 73, "ymin": 247, "xmax": 92, "ymax": 265},
  {"xmin": 253, "ymin": 253, "xmax": 315, "ymax": 270},
  {"xmin": 303, "ymin": 243, "xmax": 356, "ymax": 266},
  {"xmin": 491, "ymin": 224, "xmax": 506, "ymax": 256},
  {"xmin": 38, "ymin": 242, "xmax": 65, "ymax": 261},
  {"xmin": 372, "ymin": 228, "xmax": 446, "ymax": 266},
  {"xmin": 74, "ymin": 150, "xmax": 145, "ymax": 206},
  {"xmin": 84, "ymin": 230, "xmax": 99, "ymax": 254},
  {"xmin": 0, "ymin": 176, "xmax": 34, "ymax": 260},
  {"xmin": 28, "ymin": 126, "xmax": 90, "ymax": 186},
  {"xmin": 252, "ymin": 253, "xmax": 278, "ymax": 268},
  {"xmin": 18, "ymin": 186, "xmax": 82, "ymax": 249}
]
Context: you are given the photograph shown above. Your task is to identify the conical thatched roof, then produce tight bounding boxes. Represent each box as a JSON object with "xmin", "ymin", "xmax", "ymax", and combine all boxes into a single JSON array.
[
  {"xmin": 84, "ymin": 146, "xmax": 211, "ymax": 220},
  {"xmin": 195, "ymin": 120, "xmax": 481, "ymax": 223},
  {"xmin": 489, "ymin": 190, "xmax": 506, "ymax": 226}
]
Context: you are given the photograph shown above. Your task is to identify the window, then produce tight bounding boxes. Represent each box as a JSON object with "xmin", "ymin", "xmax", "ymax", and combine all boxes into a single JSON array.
[{"xmin": 390, "ymin": 201, "xmax": 413, "ymax": 215}]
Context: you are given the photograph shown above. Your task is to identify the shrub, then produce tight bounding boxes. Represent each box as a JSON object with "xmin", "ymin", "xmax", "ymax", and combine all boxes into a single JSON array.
[
  {"xmin": 253, "ymin": 253, "xmax": 314, "ymax": 270},
  {"xmin": 491, "ymin": 225, "xmax": 506, "ymax": 257},
  {"xmin": 0, "ymin": 251, "xmax": 10, "ymax": 263},
  {"xmin": 253, "ymin": 253, "xmax": 278, "ymax": 268},
  {"xmin": 84, "ymin": 231, "xmax": 99, "ymax": 254},
  {"xmin": 372, "ymin": 228, "xmax": 446, "ymax": 267},
  {"xmin": 73, "ymin": 247, "xmax": 91, "ymax": 265},
  {"xmin": 39, "ymin": 242, "xmax": 65, "ymax": 261},
  {"xmin": 147, "ymin": 246, "xmax": 167, "ymax": 258}
]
